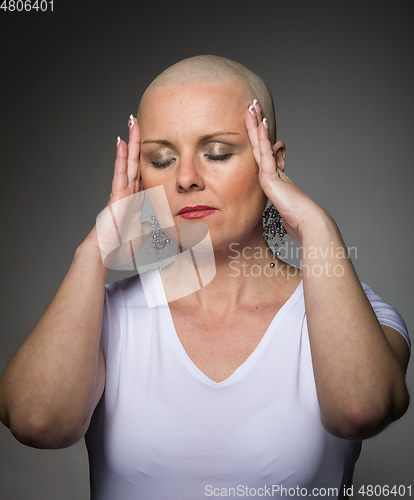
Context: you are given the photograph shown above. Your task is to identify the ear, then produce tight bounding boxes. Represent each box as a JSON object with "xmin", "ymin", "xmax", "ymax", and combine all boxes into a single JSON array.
[{"xmin": 272, "ymin": 140, "xmax": 286, "ymax": 171}]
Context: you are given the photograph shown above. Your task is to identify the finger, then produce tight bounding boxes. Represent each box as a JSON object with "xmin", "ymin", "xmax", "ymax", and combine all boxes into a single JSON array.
[
  {"xmin": 257, "ymin": 119, "xmax": 278, "ymax": 178},
  {"xmin": 253, "ymin": 99, "xmax": 263, "ymax": 124},
  {"xmin": 127, "ymin": 115, "xmax": 141, "ymax": 191},
  {"xmin": 258, "ymin": 122, "xmax": 294, "ymax": 184},
  {"xmin": 245, "ymin": 106, "xmax": 261, "ymax": 167},
  {"xmin": 111, "ymin": 136, "xmax": 128, "ymax": 197}
]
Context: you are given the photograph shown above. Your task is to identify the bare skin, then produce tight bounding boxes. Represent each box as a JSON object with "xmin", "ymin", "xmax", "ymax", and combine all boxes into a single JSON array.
[
  {"xmin": 139, "ymin": 80, "xmax": 410, "ymax": 439},
  {"xmin": 139, "ymin": 80, "xmax": 302, "ymax": 382},
  {"xmin": 0, "ymin": 62, "xmax": 409, "ymax": 449},
  {"xmin": 0, "ymin": 116, "xmax": 144, "ymax": 448}
]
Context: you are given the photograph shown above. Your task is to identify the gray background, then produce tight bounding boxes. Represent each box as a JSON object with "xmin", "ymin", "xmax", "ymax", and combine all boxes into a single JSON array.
[{"xmin": 1, "ymin": 1, "xmax": 413, "ymax": 498}]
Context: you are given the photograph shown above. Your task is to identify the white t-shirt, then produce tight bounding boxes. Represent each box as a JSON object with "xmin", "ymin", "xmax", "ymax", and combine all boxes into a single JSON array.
[{"xmin": 85, "ymin": 271, "xmax": 409, "ymax": 500}]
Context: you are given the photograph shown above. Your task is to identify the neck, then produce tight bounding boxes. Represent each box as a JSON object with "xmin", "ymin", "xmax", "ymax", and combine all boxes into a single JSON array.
[{"xmin": 161, "ymin": 230, "xmax": 298, "ymax": 311}]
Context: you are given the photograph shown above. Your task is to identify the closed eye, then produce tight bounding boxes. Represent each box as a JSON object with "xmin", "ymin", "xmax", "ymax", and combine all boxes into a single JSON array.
[
  {"xmin": 205, "ymin": 153, "xmax": 233, "ymax": 162},
  {"xmin": 151, "ymin": 158, "xmax": 175, "ymax": 168},
  {"xmin": 150, "ymin": 153, "xmax": 233, "ymax": 168}
]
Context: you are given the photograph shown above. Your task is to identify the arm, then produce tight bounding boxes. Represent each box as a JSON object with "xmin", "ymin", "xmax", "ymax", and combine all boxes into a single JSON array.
[
  {"xmin": 246, "ymin": 104, "xmax": 410, "ymax": 440},
  {"xmin": 0, "ymin": 116, "xmax": 143, "ymax": 448},
  {"xmin": 0, "ymin": 241, "xmax": 108, "ymax": 449},
  {"xmin": 300, "ymin": 215, "xmax": 409, "ymax": 439}
]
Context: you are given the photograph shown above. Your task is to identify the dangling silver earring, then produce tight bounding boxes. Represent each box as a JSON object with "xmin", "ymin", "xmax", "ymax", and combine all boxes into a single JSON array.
[
  {"xmin": 147, "ymin": 215, "xmax": 170, "ymax": 271},
  {"xmin": 262, "ymin": 204, "xmax": 287, "ymax": 267}
]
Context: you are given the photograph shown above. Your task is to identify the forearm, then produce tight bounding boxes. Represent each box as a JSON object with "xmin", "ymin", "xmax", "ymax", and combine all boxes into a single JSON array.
[
  {"xmin": 301, "ymin": 214, "xmax": 409, "ymax": 439},
  {"xmin": 0, "ymin": 235, "xmax": 108, "ymax": 447},
  {"xmin": 247, "ymin": 110, "xmax": 409, "ymax": 439}
]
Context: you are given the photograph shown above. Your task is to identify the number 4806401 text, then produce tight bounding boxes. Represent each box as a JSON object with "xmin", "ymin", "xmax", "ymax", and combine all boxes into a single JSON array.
[{"xmin": 1, "ymin": 0, "xmax": 53, "ymax": 11}]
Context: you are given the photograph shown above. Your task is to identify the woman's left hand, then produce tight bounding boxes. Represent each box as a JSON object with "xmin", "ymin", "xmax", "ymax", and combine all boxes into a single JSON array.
[
  {"xmin": 245, "ymin": 102, "xmax": 410, "ymax": 440},
  {"xmin": 245, "ymin": 101, "xmax": 331, "ymax": 244}
]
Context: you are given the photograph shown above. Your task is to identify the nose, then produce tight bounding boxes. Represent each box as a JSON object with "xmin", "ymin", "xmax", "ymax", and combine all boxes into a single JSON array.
[{"xmin": 175, "ymin": 154, "xmax": 205, "ymax": 193}]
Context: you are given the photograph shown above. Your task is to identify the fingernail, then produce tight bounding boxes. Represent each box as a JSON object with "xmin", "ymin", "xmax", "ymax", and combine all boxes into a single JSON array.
[
  {"xmin": 129, "ymin": 114, "xmax": 134, "ymax": 131},
  {"xmin": 116, "ymin": 136, "xmax": 121, "ymax": 147},
  {"xmin": 263, "ymin": 118, "xmax": 268, "ymax": 130},
  {"xmin": 253, "ymin": 99, "xmax": 261, "ymax": 114},
  {"xmin": 248, "ymin": 104, "xmax": 255, "ymax": 116}
]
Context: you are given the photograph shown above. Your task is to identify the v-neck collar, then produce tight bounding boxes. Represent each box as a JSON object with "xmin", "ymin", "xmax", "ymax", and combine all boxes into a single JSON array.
[{"xmin": 142, "ymin": 269, "xmax": 303, "ymax": 387}]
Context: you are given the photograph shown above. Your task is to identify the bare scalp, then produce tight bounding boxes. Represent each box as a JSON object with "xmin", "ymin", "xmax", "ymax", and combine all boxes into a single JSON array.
[{"xmin": 138, "ymin": 55, "xmax": 277, "ymax": 144}]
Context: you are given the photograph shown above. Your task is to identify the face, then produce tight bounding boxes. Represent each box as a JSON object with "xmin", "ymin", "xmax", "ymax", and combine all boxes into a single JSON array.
[{"xmin": 139, "ymin": 80, "xmax": 268, "ymax": 252}]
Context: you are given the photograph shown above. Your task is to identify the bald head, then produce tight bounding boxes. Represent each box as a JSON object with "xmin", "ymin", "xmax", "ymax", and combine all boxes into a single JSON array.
[{"xmin": 138, "ymin": 55, "xmax": 276, "ymax": 143}]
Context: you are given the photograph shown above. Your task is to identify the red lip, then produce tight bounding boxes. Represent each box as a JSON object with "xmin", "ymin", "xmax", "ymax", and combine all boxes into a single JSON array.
[
  {"xmin": 177, "ymin": 205, "xmax": 217, "ymax": 219},
  {"xmin": 178, "ymin": 205, "xmax": 216, "ymax": 214}
]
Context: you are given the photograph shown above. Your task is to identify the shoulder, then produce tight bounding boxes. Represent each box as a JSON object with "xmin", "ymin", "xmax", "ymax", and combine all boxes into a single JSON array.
[
  {"xmin": 100, "ymin": 272, "xmax": 160, "ymax": 351},
  {"xmin": 104, "ymin": 273, "xmax": 148, "ymax": 311},
  {"xmin": 105, "ymin": 273, "xmax": 142, "ymax": 296},
  {"xmin": 104, "ymin": 269, "xmax": 165, "ymax": 311},
  {"xmin": 360, "ymin": 281, "xmax": 410, "ymax": 349}
]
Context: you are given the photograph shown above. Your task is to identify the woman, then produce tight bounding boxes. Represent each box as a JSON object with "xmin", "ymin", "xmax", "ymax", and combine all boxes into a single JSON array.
[{"xmin": 0, "ymin": 55, "xmax": 410, "ymax": 499}]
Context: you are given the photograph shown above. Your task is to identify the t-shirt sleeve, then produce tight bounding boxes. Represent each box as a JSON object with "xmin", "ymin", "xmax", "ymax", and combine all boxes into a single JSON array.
[
  {"xmin": 99, "ymin": 274, "xmax": 143, "ymax": 357},
  {"xmin": 361, "ymin": 281, "xmax": 410, "ymax": 349},
  {"xmin": 99, "ymin": 279, "xmax": 125, "ymax": 357}
]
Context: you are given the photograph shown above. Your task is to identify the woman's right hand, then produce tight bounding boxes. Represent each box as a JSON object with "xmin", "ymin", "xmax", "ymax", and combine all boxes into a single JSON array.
[
  {"xmin": 88, "ymin": 115, "xmax": 151, "ymax": 270},
  {"xmin": 111, "ymin": 114, "xmax": 141, "ymax": 204},
  {"xmin": 0, "ymin": 115, "xmax": 149, "ymax": 448}
]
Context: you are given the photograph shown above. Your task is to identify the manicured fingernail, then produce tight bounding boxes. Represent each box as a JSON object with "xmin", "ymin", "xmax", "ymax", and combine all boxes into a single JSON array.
[
  {"xmin": 116, "ymin": 136, "xmax": 121, "ymax": 147},
  {"xmin": 248, "ymin": 104, "xmax": 255, "ymax": 116},
  {"xmin": 253, "ymin": 99, "xmax": 261, "ymax": 114},
  {"xmin": 263, "ymin": 118, "xmax": 268, "ymax": 130},
  {"xmin": 129, "ymin": 114, "xmax": 134, "ymax": 131}
]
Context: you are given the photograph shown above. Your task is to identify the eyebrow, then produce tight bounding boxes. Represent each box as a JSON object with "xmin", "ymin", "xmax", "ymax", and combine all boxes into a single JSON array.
[{"xmin": 141, "ymin": 131, "xmax": 240, "ymax": 146}]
